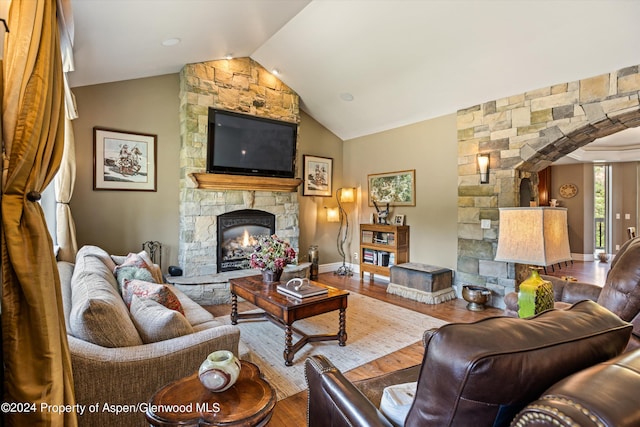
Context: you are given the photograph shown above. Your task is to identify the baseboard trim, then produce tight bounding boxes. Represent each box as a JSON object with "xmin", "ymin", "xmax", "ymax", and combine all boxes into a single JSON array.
[{"xmin": 571, "ymin": 253, "xmax": 595, "ymax": 262}]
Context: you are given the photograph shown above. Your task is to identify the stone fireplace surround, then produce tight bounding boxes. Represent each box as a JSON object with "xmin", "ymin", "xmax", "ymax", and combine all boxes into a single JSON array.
[{"xmin": 177, "ymin": 58, "xmax": 301, "ymax": 279}]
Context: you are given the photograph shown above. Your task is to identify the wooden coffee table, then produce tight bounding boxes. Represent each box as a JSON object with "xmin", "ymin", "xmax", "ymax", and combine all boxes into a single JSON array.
[
  {"xmin": 146, "ymin": 360, "xmax": 275, "ymax": 427},
  {"xmin": 230, "ymin": 275, "xmax": 349, "ymax": 366}
]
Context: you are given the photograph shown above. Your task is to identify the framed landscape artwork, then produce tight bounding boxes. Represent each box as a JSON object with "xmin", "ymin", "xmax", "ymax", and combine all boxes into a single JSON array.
[
  {"xmin": 368, "ymin": 169, "xmax": 416, "ymax": 206},
  {"xmin": 303, "ymin": 155, "xmax": 333, "ymax": 196},
  {"xmin": 94, "ymin": 127, "xmax": 157, "ymax": 191}
]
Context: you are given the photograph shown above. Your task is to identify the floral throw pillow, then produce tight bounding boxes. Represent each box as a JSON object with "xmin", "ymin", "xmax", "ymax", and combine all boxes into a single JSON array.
[
  {"xmin": 122, "ymin": 279, "xmax": 184, "ymax": 315},
  {"xmin": 115, "ymin": 265, "xmax": 155, "ymax": 294},
  {"xmin": 114, "ymin": 251, "xmax": 164, "ymax": 284}
]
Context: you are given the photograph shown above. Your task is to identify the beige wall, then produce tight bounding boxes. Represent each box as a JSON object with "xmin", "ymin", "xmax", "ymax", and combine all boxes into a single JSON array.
[
  {"xmin": 297, "ymin": 110, "xmax": 345, "ymax": 266},
  {"xmin": 551, "ymin": 161, "xmax": 639, "ymax": 257},
  {"xmin": 550, "ymin": 164, "xmax": 593, "ymax": 256},
  {"xmin": 343, "ymin": 114, "xmax": 459, "ymax": 271},
  {"xmin": 71, "ymin": 74, "xmax": 344, "ymax": 272},
  {"xmin": 72, "ymin": 74, "xmax": 181, "ymax": 269}
]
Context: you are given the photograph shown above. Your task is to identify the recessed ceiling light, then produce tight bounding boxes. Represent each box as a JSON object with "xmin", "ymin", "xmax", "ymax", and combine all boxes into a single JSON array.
[
  {"xmin": 161, "ymin": 38, "xmax": 181, "ymax": 47},
  {"xmin": 340, "ymin": 92, "xmax": 354, "ymax": 102}
]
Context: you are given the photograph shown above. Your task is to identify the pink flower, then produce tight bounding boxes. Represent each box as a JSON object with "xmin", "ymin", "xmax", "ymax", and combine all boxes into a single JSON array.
[{"xmin": 249, "ymin": 234, "xmax": 297, "ymax": 271}]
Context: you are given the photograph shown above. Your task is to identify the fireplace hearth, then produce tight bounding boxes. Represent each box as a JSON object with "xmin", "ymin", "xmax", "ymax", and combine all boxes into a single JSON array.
[{"xmin": 217, "ymin": 209, "xmax": 276, "ymax": 273}]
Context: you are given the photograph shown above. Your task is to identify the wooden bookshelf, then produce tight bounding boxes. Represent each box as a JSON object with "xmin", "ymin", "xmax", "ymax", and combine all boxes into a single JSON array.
[{"xmin": 359, "ymin": 224, "xmax": 409, "ymax": 281}]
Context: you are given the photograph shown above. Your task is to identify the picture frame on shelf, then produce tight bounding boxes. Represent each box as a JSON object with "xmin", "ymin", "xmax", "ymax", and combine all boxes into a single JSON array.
[
  {"xmin": 94, "ymin": 127, "xmax": 157, "ymax": 191},
  {"xmin": 368, "ymin": 169, "xmax": 416, "ymax": 206},
  {"xmin": 302, "ymin": 155, "xmax": 333, "ymax": 196},
  {"xmin": 393, "ymin": 214, "xmax": 405, "ymax": 226}
]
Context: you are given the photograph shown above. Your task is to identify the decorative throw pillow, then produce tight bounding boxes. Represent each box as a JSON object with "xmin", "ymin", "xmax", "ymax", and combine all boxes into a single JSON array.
[
  {"xmin": 69, "ymin": 246, "xmax": 143, "ymax": 347},
  {"xmin": 122, "ymin": 279, "xmax": 185, "ymax": 315},
  {"xmin": 115, "ymin": 265, "xmax": 155, "ymax": 294},
  {"xmin": 129, "ymin": 296, "xmax": 194, "ymax": 343},
  {"xmin": 114, "ymin": 251, "xmax": 164, "ymax": 284}
]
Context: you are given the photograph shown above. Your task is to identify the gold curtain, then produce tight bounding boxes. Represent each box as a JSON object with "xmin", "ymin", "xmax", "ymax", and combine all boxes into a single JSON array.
[{"xmin": 1, "ymin": 0, "xmax": 77, "ymax": 425}]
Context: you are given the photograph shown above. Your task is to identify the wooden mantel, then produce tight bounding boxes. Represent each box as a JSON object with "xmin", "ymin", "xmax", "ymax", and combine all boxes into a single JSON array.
[{"xmin": 189, "ymin": 173, "xmax": 302, "ymax": 192}]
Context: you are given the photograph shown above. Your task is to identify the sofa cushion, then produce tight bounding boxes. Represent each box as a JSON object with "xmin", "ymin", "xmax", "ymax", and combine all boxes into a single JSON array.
[
  {"xmin": 404, "ymin": 300, "xmax": 632, "ymax": 427},
  {"xmin": 114, "ymin": 265, "xmax": 155, "ymax": 293},
  {"xmin": 379, "ymin": 382, "xmax": 416, "ymax": 427},
  {"xmin": 129, "ymin": 295, "xmax": 194, "ymax": 343},
  {"xmin": 69, "ymin": 246, "xmax": 143, "ymax": 347},
  {"xmin": 114, "ymin": 251, "xmax": 164, "ymax": 284},
  {"xmin": 169, "ymin": 285, "xmax": 218, "ymax": 327},
  {"xmin": 58, "ymin": 260, "xmax": 75, "ymax": 334},
  {"xmin": 123, "ymin": 279, "xmax": 185, "ymax": 315}
]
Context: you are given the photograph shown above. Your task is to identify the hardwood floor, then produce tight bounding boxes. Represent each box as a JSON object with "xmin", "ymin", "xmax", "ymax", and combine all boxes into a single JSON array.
[
  {"xmin": 206, "ymin": 262, "xmax": 601, "ymax": 426},
  {"xmin": 543, "ymin": 259, "xmax": 610, "ymax": 286}
]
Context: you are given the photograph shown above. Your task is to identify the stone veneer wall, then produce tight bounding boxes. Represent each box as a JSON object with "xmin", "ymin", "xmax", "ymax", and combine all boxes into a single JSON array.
[
  {"xmin": 178, "ymin": 58, "xmax": 300, "ymax": 277},
  {"xmin": 457, "ymin": 65, "xmax": 640, "ymax": 308}
]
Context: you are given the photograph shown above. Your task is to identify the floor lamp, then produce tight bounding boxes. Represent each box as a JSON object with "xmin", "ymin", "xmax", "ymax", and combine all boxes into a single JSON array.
[{"xmin": 330, "ymin": 187, "xmax": 355, "ymax": 276}]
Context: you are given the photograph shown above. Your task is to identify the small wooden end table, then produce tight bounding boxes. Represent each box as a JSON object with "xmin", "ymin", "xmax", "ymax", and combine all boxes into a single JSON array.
[
  {"xmin": 146, "ymin": 360, "xmax": 276, "ymax": 427},
  {"xmin": 230, "ymin": 275, "xmax": 349, "ymax": 366}
]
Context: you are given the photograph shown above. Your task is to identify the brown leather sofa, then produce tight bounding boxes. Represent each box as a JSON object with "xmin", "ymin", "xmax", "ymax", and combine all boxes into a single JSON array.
[
  {"xmin": 504, "ymin": 236, "xmax": 640, "ymax": 351},
  {"xmin": 511, "ymin": 348, "xmax": 640, "ymax": 426},
  {"xmin": 305, "ymin": 300, "xmax": 632, "ymax": 427}
]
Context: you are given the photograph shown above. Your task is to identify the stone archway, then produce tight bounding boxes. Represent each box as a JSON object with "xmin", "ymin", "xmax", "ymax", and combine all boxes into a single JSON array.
[{"xmin": 456, "ymin": 65, "xmax": 640, "ymax": 307}]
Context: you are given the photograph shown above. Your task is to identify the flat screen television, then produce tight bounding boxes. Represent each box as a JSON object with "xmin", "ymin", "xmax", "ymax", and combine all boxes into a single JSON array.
[{"xmin": 206, "ymin": 108, "xmax": 298, "ymax": 178}]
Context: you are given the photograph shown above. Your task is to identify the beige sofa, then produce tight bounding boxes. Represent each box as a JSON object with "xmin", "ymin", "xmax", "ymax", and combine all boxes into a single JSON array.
[{"xmin": 60, "ymin": 245, "xmax": 244, "ymax": 426}]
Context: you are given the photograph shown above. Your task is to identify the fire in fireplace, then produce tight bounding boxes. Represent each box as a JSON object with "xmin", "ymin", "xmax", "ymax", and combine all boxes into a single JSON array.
[{"xmin": 217, "ymin": 209, "xmax": 275, "ymax": 272}]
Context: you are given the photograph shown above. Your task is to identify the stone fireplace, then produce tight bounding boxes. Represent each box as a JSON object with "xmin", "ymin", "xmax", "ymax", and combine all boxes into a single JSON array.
[
  {"xmin": 177, "ymin": 58, "xmax": 301, "ymax": 277},
  {"xmin": 217, "ymin": 209, "xmax": 275, "ymax": 273}
]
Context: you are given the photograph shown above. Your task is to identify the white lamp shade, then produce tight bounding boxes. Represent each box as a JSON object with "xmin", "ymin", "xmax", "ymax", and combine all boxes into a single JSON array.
[
  {"xmin": 495, "ymin": 207, "xmax": 572, "ymax": 266},
  {"xmin": 339, "ymin": 187, "xmax": 355, "ymax": 203},
  {"xmin": 326, "ymin": 207, "xmax": 340, "ymax": 223}
]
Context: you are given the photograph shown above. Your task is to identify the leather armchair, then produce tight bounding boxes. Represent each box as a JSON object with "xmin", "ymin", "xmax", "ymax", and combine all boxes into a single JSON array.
[
  {"xmin": 305, "ymin": 300, "xmax": 632, "ymax": 427},
  {"xmin": 504, "ymin": 236, "xmax": 640, "ymax": 351},
  {"xmin": 512, "ymin": 348, "xmax": 640, "ymax": 426}
]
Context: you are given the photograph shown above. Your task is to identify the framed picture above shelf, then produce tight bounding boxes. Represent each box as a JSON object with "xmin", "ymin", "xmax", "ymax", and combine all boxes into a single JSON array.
[{"xmin": 368, "ymin": 169, "xmax": 415, "ymax": 206}]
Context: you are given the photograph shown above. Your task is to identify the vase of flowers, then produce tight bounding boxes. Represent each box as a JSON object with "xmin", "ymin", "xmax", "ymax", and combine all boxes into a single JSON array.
[{"xmin": 249, "ymin": 234, "xmax": 297, "ymax": 284}]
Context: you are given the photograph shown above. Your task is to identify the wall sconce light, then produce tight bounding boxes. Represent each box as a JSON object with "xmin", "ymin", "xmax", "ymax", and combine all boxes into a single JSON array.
[
  {"xmin": 339, "ymin": 187, "xmax": 355, "ymax": 203},
  {"xmin": 477, "ymin": 153, "xmax": 490, "ymax": 184}
]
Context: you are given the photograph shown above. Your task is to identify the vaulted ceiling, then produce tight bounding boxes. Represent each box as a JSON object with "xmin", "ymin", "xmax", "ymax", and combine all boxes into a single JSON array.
[{"xmin": 29, "ymin": 1, "xmax": 640, "ymax": 157}]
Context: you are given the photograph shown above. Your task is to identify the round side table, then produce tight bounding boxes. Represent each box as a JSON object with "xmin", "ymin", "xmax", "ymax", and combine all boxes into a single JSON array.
[{"xmin": 146, "ymin": 360, "xmax": 276, "ymax": 427}]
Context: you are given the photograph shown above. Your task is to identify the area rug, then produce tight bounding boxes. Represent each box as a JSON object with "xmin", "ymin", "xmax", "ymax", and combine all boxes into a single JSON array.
[{"xmin": 221, "ymin": 293, "xmax": 447, "ymax": 400}]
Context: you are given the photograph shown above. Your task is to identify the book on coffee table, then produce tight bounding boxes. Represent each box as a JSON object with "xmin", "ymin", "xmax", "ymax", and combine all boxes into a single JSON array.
[{"xmin": 277, "ymin": 280, "xmax": 328, "ymax": 299}]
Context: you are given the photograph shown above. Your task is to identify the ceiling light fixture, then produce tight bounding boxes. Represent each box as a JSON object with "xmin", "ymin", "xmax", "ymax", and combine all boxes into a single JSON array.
[
  {"xmin": 272, "ymin": 69, "xmax": 280, "ymax": 76},
  {"xmin": 161, "ymin": 38, "xmax": 181, "ymax": 47},
  {"xmin": 225, "ymin": 54, "xmax": 233, "ymax": 60},
  {"xmin": 339, "ymin": 93, "xmax": 354, "ymax": 102}
]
